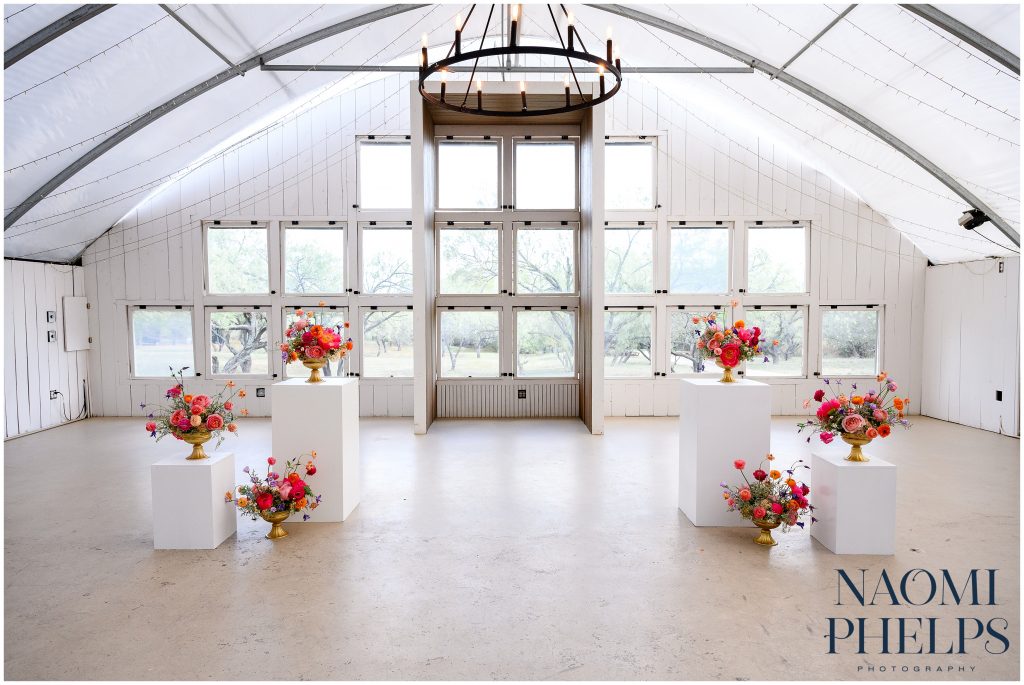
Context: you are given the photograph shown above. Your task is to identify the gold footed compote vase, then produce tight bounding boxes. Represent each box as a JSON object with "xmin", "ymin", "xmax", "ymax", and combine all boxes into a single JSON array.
[
  {"xmin": 179, "ymin": 428, "xmax": 211, "ymax": 460},
  {"xmin": 753, "ymin": 519, "xmax": 780, "ymax": 546},
  {"xmin": 841, "ymin": 433, "xmax": 872, "ymax": 462},
  {"xmin": 303, "ymin": 358, "xmax": 326, "ymax": 384},
  {"xmin": 260, "ymin": 510, "xmax": 290, "ymax": 539},
  {"xmin": 715, "ymin": 359, "xmax": 736, "ymax": 383}
]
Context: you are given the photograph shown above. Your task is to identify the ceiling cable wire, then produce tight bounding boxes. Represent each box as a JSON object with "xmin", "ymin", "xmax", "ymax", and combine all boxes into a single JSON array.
[
  {"xmin": 898, "ymin": 7, "xmax": 1020, "ymax": 81},
  {"xmin": 4, "ymin": 5, "xmax": 35, "ymax": 22}
]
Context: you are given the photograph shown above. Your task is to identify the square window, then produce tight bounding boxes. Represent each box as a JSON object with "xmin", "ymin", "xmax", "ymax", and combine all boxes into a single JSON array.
[
  {"xmin": 747, "ymin": 225, "xmax": 807, "ymax": 294},
  {"xmin": 671, "ymin": 227, "xmax": 729, "ymax": 294},
  {"xmin": 362, "ymin": 226, "xmax": 413, "ymax": 294},
  {"xmin": 668, "ymin": 310, "xmax": 718, "ymax": 376},
  {"xmin": 207, "ymin": 225, "xmax": 269, "ymax": 294},
  {"xmin": 284, "ymin": 225, "xmax": 345, "ymax": 294},
  {"xmin": 209, "ymin": 310, "xmax": 269, "ymax": 376},
  {"xmin": 131, "ymin": 307, "xmax": 193, "ymax": 377},
  {"xmin": 605, "ymin": 226, "xmax": 653, "ymax": 294},
  {"xmin": 283, "ymin": 308, "xmax": 349, "ymax": 380},
  {"xmin": 605, "ymin": 141, "xmax": 655, "ymax": 210},
  {"xmin": 358, "ymin": 141, "xmax": 411, "ymax": 209},
  {"xmin": 821, "ymin": 308, "xmax": 880, "ymax": 376},
  {"xmin": 516, "ymin": 309, "xmax": 576, "ymax": 378},
  {"xmin": 744, "ymin": 308, "xmax": 805, "ymax": 377},
  {"xmin": 362, "ymin": 309, "xmax": 414, "ymax": 378},
  {"xmin": 438, "ymin": 310, "xmax": 500, "ymax": 378},
  {"xmin": 514, "ymin": 140, "xmax": 577, "ymax": 209},
  {"xmin": 604, "ymin": 309, "xmax": 653, "ymax": 377},
  {"xmin": 438, "ymin": 140, "xmax": 500, "ymax": 209},
  {"xmin": 439, "ymin": 225, "xmax": 499, "ymax": 294},
  {"xmin": 516, "ymin": 224, "xmax": 576, "ymax": 294}
]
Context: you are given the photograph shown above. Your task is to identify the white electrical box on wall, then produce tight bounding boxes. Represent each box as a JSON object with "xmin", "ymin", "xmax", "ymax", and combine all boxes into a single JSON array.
[{"xmin": 63, "ymin": 296, "xmax": 90, "ymax": 351}]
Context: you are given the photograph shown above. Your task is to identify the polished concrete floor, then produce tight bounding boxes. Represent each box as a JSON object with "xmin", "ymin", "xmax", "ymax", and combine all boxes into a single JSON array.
[{"xmin": 4, "ymin": 416, "xmax": 1019, "ymax": 680}]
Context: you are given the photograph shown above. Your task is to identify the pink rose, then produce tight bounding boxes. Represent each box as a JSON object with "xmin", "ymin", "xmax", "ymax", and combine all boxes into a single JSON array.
[
  {"xmin": 737, "ymin": 328, "xmax": 753, "ymax": 343},
  {"xmin": 189, "ymin": 414, "xmax": 202, "ymax": 427},
  {"xmin": 278, "ymin": 482, "xmax": 293, "ymax": 500},
  {"xmin": 306, "ymin": 346, "xmax": 324, "ymax": 359},
  {"xmin": 753, "ymin": 506, "xmax": 767, "ymax": 520},
  {"xmin": 713, "ymin": 347, "xmax": 722, "ymax": 356},
  {"xmin": 192, "ymin": 395, "xmax": 211, "ymax": 408},
  {"xmin": 841, "ymin": 414, "xmax": 865, "ymax": 433},
  {"xmin": 294, "ymin": 318, "xmax": 307, "ymax": 328},
  {"xmin": 873, "ymin": 409, "xmax": 887, "ymax": 423},
  {"xmin": 708, "ymin": 339, "xmax": 720, "ymax": 351},
  {"xmin": 191, "ymin": 404, "xmax": 204, "ymax": 415},
  {"xmin": 170, "ymin": 409, "xmax": 187, "ymax": 425},
  {"xmin": 206, "ymin": 414, "xmax": 224, "ymax": 430}
]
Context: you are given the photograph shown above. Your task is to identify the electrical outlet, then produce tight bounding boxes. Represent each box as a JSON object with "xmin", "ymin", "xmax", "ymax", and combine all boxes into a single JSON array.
[
  {"xmin": 256, "ymin": 387, "xmax": 266, "ymax": 398},
  {"xmin": 517, "ymin": 389, "xmax": 527, "ymax": 399},
  {"xmin": 46, "ymin": 330, "xmax": 57, "ymax": 343},
  {"xmin": 46, "ymin": 311, "xmax": 56, "ymax": 323},
  {"xmin": 49, "ymin": 390, "xmax": 58, "ymax": 400}
]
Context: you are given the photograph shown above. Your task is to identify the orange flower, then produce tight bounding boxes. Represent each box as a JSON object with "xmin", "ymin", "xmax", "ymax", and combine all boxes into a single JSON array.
[
  {"xmin": 226, "ymin": 380, "xmax": 236, "ymax": 388},
  {"xmin": 296, "ymin": 498, "xmax": 308, "ymax": 509},
  {"xmin": 237, "ymin": 496, "xmax": 249, "ymax": 508},
  {"xmin": 318, "ymin": 300, "xmax": 326, "ymax": 307},
  {"xmin": 238, "ymin": 390, "xmax": 247, "ymax": 398},
  {"xmin": 733, "ymin": 319, "xmax": 745, "ymax": 329},
  {"xmin": 310, "ymin": 325, "xmax": 323, "ymax": 336},
  {"xmin": 866, "ymin": 427, "xmax": 879, "ymax": 439},
  {"xmin": 240, "ymin": 409, "xmax": 250, "ymax": 416},
  {"xmin": 876, "ymin": 372, "xmax": 888, "ymax": 382},
  {"xmin": 851, "ymin": 396, "xmax": 863, "ymax": 405},
  {"xmin": 184, "ymin": 394, "xmax": 193, "ymax": 404},
  {"xmin": 289, "ymin": 351, "xmax": 298, "ymax": 361},
  {"xmin": 311, "ymin": 450, "xmax": 317, "ymax": 457},
  {"xmin": 893, "ymin": 397, "xmax": 904, "ymax": 410},
  {"xmin": 722, "ymin": 492, "xmax": 730, "ymax": 500},
  {"xmin": 224, "ymin": 491, "xmax": 232, "ymax": 502},
  {"xmin": 769, "ymin": 470, "xmax": 781, "ymax": 480},
  {"xmin": 877, "ymin": 424, "xmax": 891, "ymax": 437},
  {"xmin": 903, "ymin": 397, "xmax": 910, "ymax": 405},
  {"xmin": 786, "ymin": 478, "xmax": 797, "ymax": 489},
  {"xmin": 787, "ymin": 500, "xmax": 799, "ymax": 510},
  {"xmin": 772, "ymin": 339, "xmax": 780, "ymax": 346},
  {"xmin": 837, "ymin": 395, "xmax": 847, "ymax": 404}
]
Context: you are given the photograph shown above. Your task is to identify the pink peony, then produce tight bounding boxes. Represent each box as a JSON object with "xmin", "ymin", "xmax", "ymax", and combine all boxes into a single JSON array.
[
  {"xmin": 733, "ymin": 459, "xmax": 746, "ymax": 470},
  {"xmin": 206, "ymin": 414, "xmax": 224, "ymax": 430},
  {"xmin": 816, "ymin": 400, "xmax": 840, "ymax": 420},
  {"xmin": 752, "ymin": 506, "xmax": 767, "ymax": 520},
  {"xmin": 771, "ymin": 502, "xmax": 783, "ymax": 514},
  {"xmin": 302, "ymin": 332, "xmax": 313, "ymax": 344},
  {"xmin": 192, "ymin": 395, "xmax": 211, "ymax": 408},
  {"xmin": 170, "ymin": 409, "xmax": 187, "ymax": 425},
  {"xmin": 294, "ymin": 318, "xmax": 307, "ymax": 329},
  {"xmin": 719, "ymin": 343, "xmax": 741, "ymax": 368},
  {"xmin": 306, "ymin": 346, "xmax": 324, "ymax": 359},
  {"xmin": 819, "ymin": 431, "xmax": 835, "ymax": 444},
  {"xmin": 191, "ymin": 404, "xmax": 204, "ymax": 415},
  {"xmin": 841, "ymin": 414, "xmax": 866, "ymax": 433},
  {"xmin": 873, "ymin": 409, "xmax": 887, "ymax": 423},
  {"xmin": 737, "ymin": 328, "xmax": 753, "ymax": 343}
]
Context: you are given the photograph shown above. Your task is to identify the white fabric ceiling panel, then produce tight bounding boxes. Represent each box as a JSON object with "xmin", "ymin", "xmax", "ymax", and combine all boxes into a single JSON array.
[{"xmin": 3, "ymin": 3, "xmax": 85, "ymax": 45}]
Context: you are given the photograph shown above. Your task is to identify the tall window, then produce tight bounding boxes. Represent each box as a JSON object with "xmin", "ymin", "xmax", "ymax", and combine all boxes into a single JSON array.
[
  {"xmin": 516, "ymin": 309, "xmax": 576, "ymax": 377},
  {"xmin": 209, "ymin": 309, "xmax": 269, "ymax": 376},
  {"xmin": 514, "ymin": 139, "xmax": 577, "ymax": 209},
  {"xmin": 744, "ymin": 307, "xmax": 805, "ymax": 377},
  {"xmin": 605, "ymin": 224, "xmax": 654, "ymax": 294},
  {"xmin": 605, "ymin": 139, "xmax": 655, "ymax": 210},
  {"xmin": 604, "ymin": 309, "xmax": 653, "ymax": 377},
  {"xmin": 671, "ymin": 225, "xmax": 729, "ymax": 294},
  {"xmin": 821, "ymin": 307, "xmax": 880, "ymax": 376},
  {"xmin": 438, "ymin": 223, "xmax": 500, "ymax": 294},
  {"xmin": 515, "ymin": 223, "xmax": 576, "ymax": 294},
  {"xmin": 358, "ymin": 139, "xmax": 411, "ymax": 209},
  {"xmin": 362, "ymin": 308, "xmax": 414, "ymax": 378},
  {"xmin": 362, "ymin": 224, "xmax": 413, "ymax": 294},
  {"xmin": 131, "ymin": 307, "xmax": 193, "ymax": 377},
  {"xmin": 206, "ymin": 223, "xmax": 269, "ymax": 294},
  {"xmin": 437, "ymin": 139, "xmax": 500, "ymax": 209},
  {"xmin": 284, "ymin": 224, "xmax": 345, "ymax": 294},
  {"xmin": 283, "ymin": 308, "xmax": 349, "ymax": 379},
  {"xmin": 438, "ymin": 309, "xmax": 500, "ymax": 378},
  {"xmin": 747, "ymin": 224, "xmax": 807, "ymax": 294},
  {"xmin": 668, "ymin": 309, "xmax": 718, "ymax": 376}
]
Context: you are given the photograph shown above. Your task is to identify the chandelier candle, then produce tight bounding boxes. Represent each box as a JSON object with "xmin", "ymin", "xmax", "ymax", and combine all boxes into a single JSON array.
[
  {"xmin": 420, "ymin": 33, "xmax": 427, "ymax": 69},
  {"xmin": 454, "ymin": 13, "xmax": 462, "ymax": 55},
  {"xmin": 509, "ymin": 4, "xmax": 519, "ymax": 48},
  {"xmin": 566, "ymin": 12, "xmax": 574, "ymax": 50},
  {"xmin": 606, "ymin": 27, "xmax": 613, "ymax": 64},
  {"xmin": 476, "ymin": 79, "xmax": 482, "ymax": 110},
  {"xmin": 564, "ymin": 75, "xmax": 571, "ymax": 107},
  {"xmin": 599, "ymin": 66, "xmax": 605, "ymax": 96},
  {"xmin": 440, "ymin": 71, "xmax": 446, "ymax": 103},
  {"xmin": 520, "ymin": 80, "xmax": 527, "ymax": 111}
]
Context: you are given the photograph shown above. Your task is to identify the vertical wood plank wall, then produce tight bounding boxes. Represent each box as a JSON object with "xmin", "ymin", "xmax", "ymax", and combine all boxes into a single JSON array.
[
  {"xmin": 80, "ymin": 77, "xmax": 927, "ymax": 420},
  {"xmin": 4, "ymin": 260, "xmax": 89, "ymax": 438},
  {"xmin": 921, "ymin": 257, "xmax": 1019, "ymax": 436}
]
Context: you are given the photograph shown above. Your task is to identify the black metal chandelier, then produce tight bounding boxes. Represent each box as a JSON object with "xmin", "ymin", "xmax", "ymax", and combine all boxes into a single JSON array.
[{"xmin": 418, "ymin": 4, "xmax": 622, "ymax": 117}]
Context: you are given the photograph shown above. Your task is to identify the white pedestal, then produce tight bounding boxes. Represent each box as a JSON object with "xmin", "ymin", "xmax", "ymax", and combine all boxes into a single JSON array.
[
  {"xmin": 151, "ymin": 451, "xmax": 236, "ymax": 549},
  {"xmin": 271, "ymin": 378, "xmax": 360, "ymax": 522},
  {"xmin": 678, "ymin": 378, "xmax": 771, "ymax": 526},
  {"xmin": 811, "ymin": 451, "xmax": 897, "ymax": 555}
]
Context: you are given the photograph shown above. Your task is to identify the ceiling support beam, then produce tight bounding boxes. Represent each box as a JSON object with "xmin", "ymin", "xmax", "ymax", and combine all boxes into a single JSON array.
[
  {"xmin": 4, "ymin": 4, "xmax": 425, "ymax": 230},
  {"xmin": 260, "ymin": 64, "xmax": 754, "ymax": 74},
  {"xmin": 4, "ymin": 4, "xmax": 113, "ymax": 69},
  {"xmin": 588, "ymin": 4, "xmax": 1020, "ymax": 247},
  {"xmin": 899, "ymin": 4, "xmax": 1019, "ymax": 75},
  {"xmin": 771, "ymin": 5, "xmax": 856, "ymax": 79},
  {"xmin": 159, "ymin": 4, "xmax": 244, "ymax": 77}
]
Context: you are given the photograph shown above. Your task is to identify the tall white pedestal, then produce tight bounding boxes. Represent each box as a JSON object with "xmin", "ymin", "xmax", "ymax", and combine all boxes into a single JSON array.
[
  {"xmin": 151, "ymin": 451, "xmax": 236, "ymax": 549},
  {"xmin": 271, "ymin": 378, "xmax": 360, "ymax": 522},
  {"xmin": 678, "ymin": 378, "xmax": 771, "ymax": 526},
  {"xmin": 811, "ymin": 452, "xmax": 897, "ymax": 555}
]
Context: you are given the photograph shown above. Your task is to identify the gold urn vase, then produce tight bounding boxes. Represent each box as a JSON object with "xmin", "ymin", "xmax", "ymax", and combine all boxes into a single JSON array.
[
  {"xmin": 178, "ymin": 428, "xmax": 212, "ymax": 460},
  {"xmin": 302, "ymin": 358, "xmax": 327, "ymax": 384},
  {"xmin": 714, "ymin": 359, "xmax": 737, "ymax": 384},
  {"xmin": 259, "ymin": 510, "xmax": 291, "ymax": 540},
  {"xmin": 841, "ymin": 433, "xmax": 872, "ymax": 463},
  {"xmin": 753, "ymin": 519, "xmax": 781, "ymax": 546}
]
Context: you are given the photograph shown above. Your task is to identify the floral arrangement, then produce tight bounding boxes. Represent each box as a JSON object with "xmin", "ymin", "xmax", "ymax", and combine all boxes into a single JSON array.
[
  {"xmin": 228, "ymin": 452, "xmax": 322, "ymax": 521},
  {"xmin": 143, "ymin": 367, "xmax": 245, "ymax": 448},
  {"xmin": 279, "ymin": 302, "xmax": 353, "ymax": 366},
  {"xmin": 722, "ymin": 455, "xmax": 812, "ymax": 531},
  {"xmin": 796, "ymin": 372, "xmax": 911, "ymax": 445},
  {"xmin": 692, "ymin": 306, "xmax": 776, "ymax": 370}
]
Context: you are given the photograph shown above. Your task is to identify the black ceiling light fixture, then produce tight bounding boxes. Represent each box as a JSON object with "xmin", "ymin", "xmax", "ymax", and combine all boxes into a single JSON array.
[
  {"xmin": 419, "ymin": 4, "xmax": 623, "ymax": 117},
  {"xmin": 958, "ymin": 209, "xmax": 992, "ymax": 231}
]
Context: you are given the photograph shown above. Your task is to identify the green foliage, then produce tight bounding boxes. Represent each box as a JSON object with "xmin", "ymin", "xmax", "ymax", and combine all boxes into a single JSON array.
[
  {"xmin": 605, "ymin": 228, "xmax": 653, "ymax": 293},
  {"xmin": 440, "ymin": 229, "xmax": 499, "ymax": 294}
]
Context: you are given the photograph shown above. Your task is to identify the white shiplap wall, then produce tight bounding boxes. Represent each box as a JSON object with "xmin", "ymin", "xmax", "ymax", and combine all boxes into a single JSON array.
[
  {"xmin": 4, "ymin": 259, "xmax": 89, "ymax": 437},
  {"xmin": 81, "ymin": 75, "xmax": 928, "ymax": 419},
  {"xmin": 921, "ymin": 257, "xmax": 1019, "ymax": 436}
]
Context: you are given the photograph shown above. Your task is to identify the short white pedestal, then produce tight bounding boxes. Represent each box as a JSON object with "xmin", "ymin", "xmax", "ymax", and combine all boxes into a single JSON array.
[
  {"xmin": 271, "ymin": 378, "xmax": 360, "ymax": 522},
  {"xmin": 678, "ymin": 378, "xmax": 771, "ymax": 526},
  {"xmin": 151, "ymin": 451, "xmax": 236, "ymax": 549},
  {"xmin": 811, "ymin": 451, "xmax": 897, "ymax": 555}
]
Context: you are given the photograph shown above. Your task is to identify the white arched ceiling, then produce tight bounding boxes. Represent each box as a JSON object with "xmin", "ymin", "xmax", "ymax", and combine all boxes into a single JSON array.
[{"xmin": 3, "ymin": 3, "xmax": 1019, "ymax": 264}]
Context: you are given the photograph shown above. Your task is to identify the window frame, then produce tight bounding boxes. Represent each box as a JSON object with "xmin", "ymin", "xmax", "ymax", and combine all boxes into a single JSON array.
[
  {"xmin": 742, "ymin": 304, "xmax": 809, "ymax": 380},
  {"xmin": 280, "ymin": 221, "xmax": 347, "ymax": 297},
  {"xmin": 360, "ymin": 306, "xmax": 416, "ymax": 379},
  {"xmin": 436, "ymin": 306, "xmax": 503, "ymax": 380},
  {"xmin": 513, "ymin": 221, "xmax": 580, "ymax": 297},
  {"xmin": 205, "ymin": 305, "xmax": 273, "ymax": 379},
  {"xmin": 604, "ymin": 136, "xmax": 658, "ymax": 212},
  {"xmin": 204, "ymin": 220, "xmax": 272, "ymax": 296},
  {"xmin": 818, "ymin": 304, "xmax": 883, "ymax": 378},
  {"xmin": 743, "ymin": 221, "xmax": 811, "ymax": 297},
  {"xmin": 128, "ymin": 305, "xmax": 196, "ymax": 380},
  {"xmin": 603, "ymin": 306, "xmax": 656, "ymax": 379},
  {"xmin": 512, "ymin": 136, "xmax": 580, "ymax": 211},
  {"xmin": 359, "ymin": 221, "xmax": 414, "ymax": 296},
  {"xmin": 513, "ymin": 306, "xmax": 579, "ymax": 380},
  {"xmin": 356, "ymin": 136, "xmax": 413, "ymax": 211},
  {"xmin": 669, "ymin": 222, "xmax": 733, "ymax": 295},
  {"xmin": 435, "ymin": 136, "xmax": 503, "ymax": 212}
]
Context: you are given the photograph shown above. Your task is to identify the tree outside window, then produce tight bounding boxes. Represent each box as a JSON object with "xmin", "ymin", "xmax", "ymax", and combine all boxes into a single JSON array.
[
  {"xmin": 438, "ymin": 310, "xmax": 500, "ymax": 378},
  {"xmin": 207, "ymin": 226, "xmax": 269, "ymax": 294},
  {"xmin": 284, "ymin": 227, "xmax": 344, "ymax": 294},
  {"xmin": 604, "ymin": 309, "xmax": 653, "ymax": 377},
  {"xmin": 744, "ymin": 308, "xmax": 805, "ymax": 377},
  {"xmin": 210, "ymin": 311, "xmax": 269, "ymax": 375},
  {"xmin": 821, "ymin": 309, "xmax": 879, "ymax": 375},
  {"xmin": 605, "ymin": 227, "xmax": 653, "ymax": 294}
]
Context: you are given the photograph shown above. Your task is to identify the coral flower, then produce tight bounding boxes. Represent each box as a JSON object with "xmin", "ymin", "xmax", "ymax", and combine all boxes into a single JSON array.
[
  {"xmin": 224, "ymin": 401, "xmax": 233, "ymax": 411},
  {"xmin": 268, "ymin": 456, "xmax": 277, "ymax": 465},
  {"xmin": 787, "ymin": 500, "xmax": 799, "ymax": 510},
  {"xmin": 189, "ymin": 414, "xmax": 202, "ymax": 427},
  {"xmin": 718, "ymin": 343, "xmax": 741, "ymax": 368},
  {"xmin": 733, "ymin": 319, "xmax": 745, "ymax": 329},
  {"xmin": 877, "ymin": 372, "xmax": 888, "ymax": 382},
  {"xmin": 238, "ymin": 390, "xmax": 247, "ymax": 398},
  {"xmin": 866, "ymin": 427, "xmax": 879, "ymax": 439},
  {"xmin": 786, "ymin": 478, "xmax": 797, "ymax": 488},
  {"xmin": 772, "ymin": 339, "xmax": 780, "ymax": 346},
  {"xmin": 206, "ymin": 414, "xmax": 224, "ymax": 430},
  {"xmin": 733, "ymin": 459, "xmax": 746, "ymax": 470},
  {"xmin": 691, "ymin": 316, "xmax": 700, "ymax": 324},
  {"xmin": 345, "ymin": 341, "xmax": 354, "ymax": 350},
  {"xmin": 306, "ymin": 346, "xmax": 325, "ymax": 359},
  {"xmin": 240, "ymin": 409, "xmax": 249, "ymax": 416},
  {"xmin": 226, "ymin": 381, "xmax": 236, "ymax": 388},
  {"xmin": 183, "ymin": 395, "xmax": 193, "ymax": 404},
  {"xmin": 752, "ymin": 506, "xmax": 766, "ymax": 520},
  {"xmin": 769, "ymin": 470, "xmax": 781, "ymax": 480},
  {"xmin": 893, "ymin": 397, "xmax": 904, "ymax": 411},
  {"xmin": 145, "ymin": 421, "xmax": 156, "ymax": 432},
  {"xmin": 877, "ymin": 424, "xmax": 891, "ymax": 437},
  {"xmin": 739, "ymin": 489, "xmax": 752, "ymax": 502},
  {"xmin": 237, "ymin": 497, "xmax": 248, "ymax": 508},
  {"xmin": 227, "ymin": 422, "xmax": 238, "ymax": 432},
  {"xmin": 850, "ymin": 396, "xmax": 863, "ymax": 405}
]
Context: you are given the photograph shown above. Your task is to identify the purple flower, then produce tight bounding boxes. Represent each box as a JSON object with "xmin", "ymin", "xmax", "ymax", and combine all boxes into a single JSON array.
[
  {"xmin": 243, "ymin": 466, "xmax": 250, "ymax": 473},
  {"xmin": 796, "ymin": 521, "xmax": 805, "ymax": 529},
  {"xmin": 823, "ymin": 378, "xmax": 830, "ymax": 384},
  {"xmin": 719, "ymin": 481, "xmax": 728, "ymax": 488},
  {"xmin": 851, "ymin": 383, "xmax": 857, "ymax": 390},
  {"xmin": 303, "ymin": 514, "xmax": 310, "ymax": 521},
  {"xmin": 270, "ymin": 506, "xmax": 277, "ymax": 513}
]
